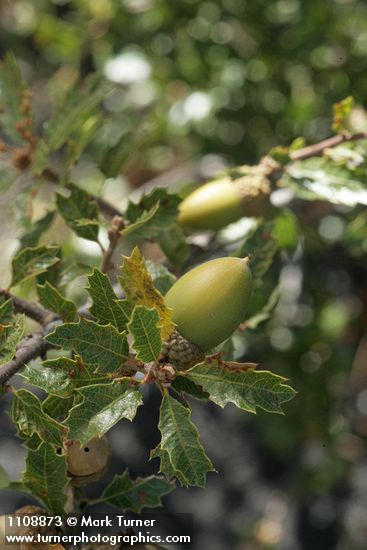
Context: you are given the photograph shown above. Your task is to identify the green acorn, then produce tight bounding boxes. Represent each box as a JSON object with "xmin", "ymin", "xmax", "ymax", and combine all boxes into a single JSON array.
[
  {"xmin": 179, "ymin": 165, "xmax": 273, "ymax": 231},
  {"xmin": 164, "ymin": 256, "xmax": 252, "ymax": 357}
]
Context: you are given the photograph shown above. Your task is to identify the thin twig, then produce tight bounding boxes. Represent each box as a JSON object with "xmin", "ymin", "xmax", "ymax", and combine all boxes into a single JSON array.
[
  {"xmin": 0, "ymin": 289, "xmax": 58, "ymax": 325},
  {"xmin": 101, "ymin": 215, "xmax": 125, "ymax": 274},
  {"xmin": 289, "ymin": 132, "xmax": 367, "ymax": 162}
]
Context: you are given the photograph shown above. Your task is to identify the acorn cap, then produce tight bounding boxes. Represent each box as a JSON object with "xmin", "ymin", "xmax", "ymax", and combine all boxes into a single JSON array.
[
  {"xmin": 164, "ymin": 256, "xmax": 252, "ymax": 351},
  {"xmin": 66, "ymin": 436, "xmax": 110, "ymax": 484},
  {"xmin": 234, "ymin": 170, "xmax": 272, "ymax": 217},
  {"xmin": 161, "ymin": 330, "xmax": 205, "ymax": 370}
]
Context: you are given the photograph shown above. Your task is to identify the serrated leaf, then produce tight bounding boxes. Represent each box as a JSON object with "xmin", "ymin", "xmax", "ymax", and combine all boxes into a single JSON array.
[
  {"xmin": 150, "ymin": 445, "xmax": 188, "ymax": 486},
  {"xmin": 19, "ymin": 211, "xmax": 55, "ymax": 249},
  {"xmin": 35, "ymin": 249, "xmax": 64, "ymax": 288},
  {"xmin": 158, "ymin": 224, "xmax": 190, "ymax": 266},
  {"xmin": 44, "ymin": 74, "xmax": 112, "ymax": 152},
  {"xmin": 22, "ymin": 433, "xmax": 43, "ymax": 451},
  {"xmin": 46, "ymin": 318, "xmax": 129, "ymax": 374},
  {"xmin": 37, "ymin": 282, "xmax": 77, "ymax": 322},
  {"xmin": 0, "ymin": 299, "xmax": 14, "ymax": 324},
  {"xmin": 122, "ymin": 201, "xmax": 160, "ymax": 238},
  {"xmin": 11, "ymin": 245, "xmax": 61, "ymax": 287},
  {"xmin": 119, "ymin": 247, "xmax": 174, "ymax": 340},
  {"xmin": 284, "ymin": 155, "xmax": 367, "ymax": 206},
  {"xmin": 23, "ymin": 357, "xmax": 107, "ymax": 398},
  {"xmin": 234, "ymin": 220, "xmax": 278, "ymax": 290},
  {"xmin": 124, "ymin": 189, "xmax": 181, "ymax": 240},
  {"xmin": 21, "ymin": 358, "xmax": 76, "ymax": 398},
  {"xmin": 171, "ymin": 375, "xmax": 210, "ymax": 401},
  {"xmin": 11, "ymin": 389, "xmax": 65, "ymax": 446},
  {"xmin": 0, "ymin": 316, "xmax": 24, "ymax": 364},
  {"xmin": 101, "ymin": 470, "xmax": 174, "ymax": 512},
  {"xmin": 56, "ymin": 183, "xmax": 99, "ymax": 241},
  {"xmin": 87, "ymin": 269, "xmax": 132, "ymax": 332},
  {"xmin": 66, "ymin": 381, "xmax": 143, "ymax": 445},
  {"xmin": 0, "ymin": 465, "xmax": 10, "ymax": 489},
  {"xmin": 155, "ymin": 394, "xmax": 215, "ymax": 488},
  {"xmin": 23, "ymin": 442, "xmax": 68, "ymax": 514},
  {"xmin": 128, "ymin": 306, "xmax": 162, "ymax": 362},
  {"xmin": 146, "ymin": 260, "xmax": 176, "ymax": 295},
  {"xmin": 42, "ymin": 395, "xmax": 74, "ymax": 421},
  {"xmin": 0, "ymin": 53, "xmax": 26, "ymax": 143},
  {"xmin": 187, "ymin": 358, "xmax": 296, "ymax": 414}
]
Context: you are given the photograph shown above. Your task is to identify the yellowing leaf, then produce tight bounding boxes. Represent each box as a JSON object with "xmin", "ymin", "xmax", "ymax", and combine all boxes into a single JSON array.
[{"xmin": 119, "ymin": 247, "xmax": 174, "ymax": 340}]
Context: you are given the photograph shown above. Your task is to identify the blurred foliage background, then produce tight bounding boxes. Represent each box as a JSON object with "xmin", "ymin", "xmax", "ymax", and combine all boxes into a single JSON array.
[{"xmin": 1, "ymin": 1, "xmax": 367, "ymax": 550}]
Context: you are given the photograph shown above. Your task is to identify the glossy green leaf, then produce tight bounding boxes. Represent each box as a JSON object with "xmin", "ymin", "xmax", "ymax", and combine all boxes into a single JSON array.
[
  {"xmin": 23, "ymin": 357, "xmax": 107, "ymax": 398},
  {"xmin": 101, "ymin": 470, "xmax": 174, "ymax": 512},
  {"xmin": 66, "ymin": 380, "xmax": 143, "ymax": 445},
  {"xmin": 128, "ymin": 305, "xmax": 162, "ymax": 362},
  {"xmin": 87, "ymin": 269, "xmax": 132, "ymax": 332},
  {"xmin": 46, "ymin": 318, "xmax": 129, "ymax": 374},
  {"xmin": 11, "ymin": 389, "xmax": 65, "ymax": 446},
  {"xmin": 122, "ymin": 201, "xmax": 160, "ymax": 237},
  {"xmin": 37, "ymin": 281, "xmax": 77, "ymax": 321},
  {"xmin": 187, "ymin": 358, "xmax": 296, "ymax": 414},
  {"xmin": 23, "ymin": 442, "xmax": 68, "ymax": 514},
  {"xmin": 171, "ymin": 375, "xmax": 210, "ymax": 401},
  {"xmin": 150, "ymin": 445, "xmax": 187, "ymax": 486},
  {"xmin": 284, "ymin": 154, "xmax": 367, "ymax": 206},
  {"xmin": 0, "ymin": 298, "xmax": 14, "ymax": 324},
  {"xmin": 154, "ymin": 394, "xmax": 215, "ymax": 487},
  {"xmin": 21, "ymin": 358, "xmax": 77, "ymax": 398},
  {"xmin": 42, "ymin": 395, "xmax": 74, "ymax": 421},
  {"xmin": 124, "ymin": 188, "xmax": 181, "ymax": 240},
  {"xmin": 0, "ymin": 316, "xmax": 24, "ymax": 364},
  {"xmin": 11, "ymin": 245, "xmax": 61, "ymax": 287},
  {"xmin": 56, "ymin": 183, "xmax": 99, "ymax": 242},
  {"xmin": 19, "ymin": 211, "xmax": 55, "ymax": 249}
]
